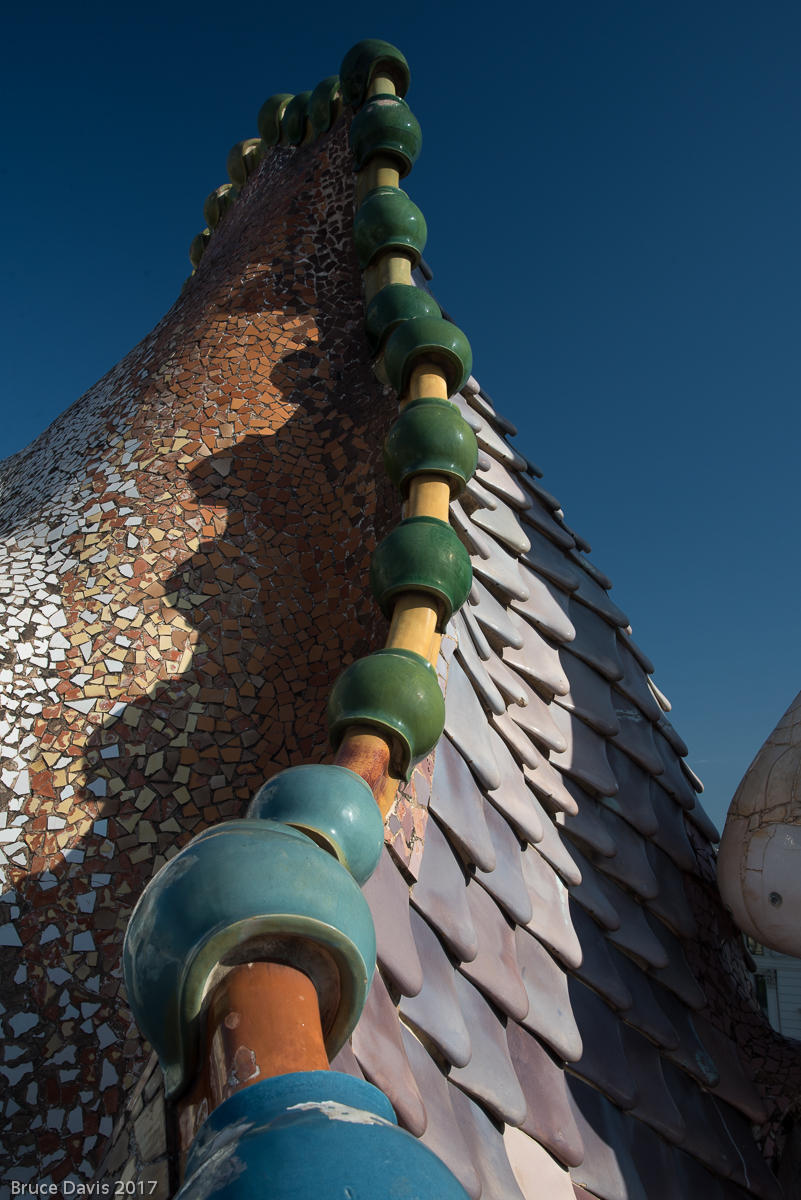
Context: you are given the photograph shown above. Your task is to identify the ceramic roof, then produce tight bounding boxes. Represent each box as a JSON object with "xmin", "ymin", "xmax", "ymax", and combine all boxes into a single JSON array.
[{"xmin": 0, "ymin": 46, "xmax": 799, "ymax": 1200}]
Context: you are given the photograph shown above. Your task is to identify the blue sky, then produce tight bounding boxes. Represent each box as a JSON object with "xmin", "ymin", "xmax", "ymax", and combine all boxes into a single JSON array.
[{"xmin": 3, "ymin": 2, "xmax": 800, "ymax": 832}]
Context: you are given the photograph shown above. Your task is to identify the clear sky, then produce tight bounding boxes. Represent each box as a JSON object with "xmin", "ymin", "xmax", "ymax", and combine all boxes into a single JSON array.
[{"xmin": 3, "ymin": 2, "xmax": 800, "ymax": 833}]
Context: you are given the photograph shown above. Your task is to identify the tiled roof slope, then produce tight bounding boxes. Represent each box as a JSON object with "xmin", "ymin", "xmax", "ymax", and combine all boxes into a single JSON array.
[
  {"xmin": 344, "ymin": 342, "xmax": 801, "ymax": 1197},
  {"xmin": 1, "ymin": 60, "xmax": 799, "ymax": 1199}
]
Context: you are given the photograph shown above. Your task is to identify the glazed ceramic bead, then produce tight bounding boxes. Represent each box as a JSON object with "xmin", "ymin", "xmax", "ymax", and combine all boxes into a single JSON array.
[
  {"xmin": 123, "ymin": 820, "xmax": 376, "ymax": 1098},
  {"xmin": 370, "ymin": 516, "xmax": 472, "ymax": 629},
  {"xmin": 352, "ymin": 187, "xmax": 427, "ymax": 270},
  {"xmin": 383, "ymin": 396, "xmax": 478, "ymax": 496},
  {"xmin": 383, "ymin": 315, "xmax": 472, "ymax": 396},
  {"xmin": 327, "ymin": 648, "xmax": 445, "ymax": 778},
  {"xmin": 248, "ymin": 764, "xmax": 383, "ymax": 886},
  {"xmin": 339, "ymin": 39, "xmax": 410, "ymax": 108},
  {"xmin": 350, "ymin": 94, "xmax": 422, "ymax": 176}
]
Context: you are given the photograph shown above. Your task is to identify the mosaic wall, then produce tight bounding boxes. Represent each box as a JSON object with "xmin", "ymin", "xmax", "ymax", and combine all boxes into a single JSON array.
[{"xmin": 0, "ymin": 119, "xmax": 398, "ymax": 1189}]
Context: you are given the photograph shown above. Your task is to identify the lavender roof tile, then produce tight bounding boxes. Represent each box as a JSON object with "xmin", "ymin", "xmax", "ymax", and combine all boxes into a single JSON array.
[
  {"xmin": 469, "ymin": 576, "xmax": 526, "ymax": 647},
  {"xmin": 566, "ymin": 599, "xmax": 625, "ymax": 681},
  {"xmin": 448, "ymin": 973, "xmax": 528, "ymax": 1126},
  {"xmin": 529, "ymin": 797, "xmax": 582, "ymax": 886},
  {"xmin": 604, "ymin": 743, "xmax": 660, "ymax": 838},
  {"xmin": 503, "ymin": 1124, "xmax": 577, "ymax": 1199},
  {"xmin": 430, "ymin": 734, "xmax": 496, "ymax": 872},
  {"xmin": 603, "ymin": 879, "xmax": 670, "ymax": 969},
  {"xmin": 507, "ymin": 1020, "xmax": 585, "ymax": 1167},
  {"xmin": 475, "ymin": 800, "xmax": 532, "ymax": 925},
  {"xmin": 485, "ymin": 728, "xmax": 545, "ymax": 844},
  {"xmin": 515, "ymin": 923, "xmax": 582, "ymax": 1061},
  {"xmin": 644, "ymin": 912, "xmax": 707, "ymax": 1010},
  {"xmin": 521, "ymin": 843, "xmax": 582, "ymax": 967},
  {"xmin": 609, "ymin": 700, "xmax": 666, "ymax": 776},
  {"xmin": 491, "ymin": 707, "xmax": 545, "ymax": 769},
  {"xmin": 520, "ymin": 497, "xmax": 576, "ymax": 550},
  {"xmin": 459, "ymin": 880, "xmax": 529, "ymax": 1021},
  {"xmin": 560, "ymin": 785, "xmax": 618, "ymax": 859},
  {"xmin": 443, "ymin": 659, "xmax": 502, "ymax": 791},
  {"xmin": 502, "ymin": 611, "xmax": 571, "ymax": 696},
  {"xmin": 362, "ymin": 847, "xmax": 423, "ymax": 997},
  {"xmin": 474, "ymin": 456, "xmax": 531, "ymax": 510},
  {"xmin": 521, "ymin": 527, "xmax": 582, "ymax": 592},
  {"xmin": 461, "ymin": 597, "xmax": 495, "ymax": 656},
  {"xmin": 566, "ymin": 1075, "xmax": 648, "ymax": 1200},
  {"xmin": 505, "ymin": 670, "xmax": 569, "ymax": 753},
  {"xmin": 555, "ymin": 649, "xmax": 621, "ymax": 738},
  {"xmin": 614, "ymin": 640, "xmax": 664, "ymax": 722},
  {"xmin": 523, "ymin": 752, "xmax": 581, "ymax": 815},
  {"xmin": 618, "ymin": 1023, "xmax": 685, "ymax": 1143},
  {"xmin": 454, "ymin": 613, "xmax": 507, "ymax": 715},
  {"xmin": 549, "ymin": 705, "xmax": 619, "ymax": 796},
  {"xmin": 567, "ymin": 976, "xmax": 638, "ymax": 1109},
  {"xmin": 571, "ymin": 570, "xmax": 629, "ymax": 629},
  {"xmin": 400, "ymin": 1026, "xmax": 481, "ymax": 1199},
  {"xmin": 351, "ymin": 971, "xmax": 427, "ymax": 1136},
  {"xmin": 644, "ymin": 840, "xmax": 698, "ymax": 938},
  {"xmin": 471, "ymin": 540, "xmax": 530, "ymax": 603},
  {"xmin": 410, "ymin": 814, "xmax": 478, "ymax": 963},
  {"xmin": 400, "ymin": 908, "xmax": 472, "ymax": 1068},
  {"xmin": 448, "ymin": 1085, "xmax": 527, "ymax": 1200},
  {"xmin": 648, "ymin": 780, "xmax": 698, "ymax": 872},
  {"xmin": 471, "ymin": 496, "xmax": 532, "ymax": 555},
  {"xmin": 568, "ymin": 850, "xmax": 622, "ymax": 931},
  {"xmin": 692, "ymin": 1014, "xmax": 768, "ymax": 1125},
  {"xmin": 512, "ymin": 564, "xmax": 577, "ymax": 643},
  {"xmin": 592, "ymin": 806, "xmax": 660, "ymax": 900},
  {"xmin": 611, "ymin": 948, "xmax": 679, "ymax": 1049},
  {"xmin": 653, "ymin": 730, "xmax": 699, "ymax": 811},
  {"xmin": 451, "ymin": 498, "xmax": 494, "ymax": 558},
  {"xmin": 568, "ymin": 903, "xmax": 633, "ymax": 1012}
]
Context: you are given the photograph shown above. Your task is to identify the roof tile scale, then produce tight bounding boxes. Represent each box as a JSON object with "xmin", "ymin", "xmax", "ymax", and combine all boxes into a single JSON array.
[{"xmin": 1, "ymin": 34, "xmax": 797, "ymax": 1200}]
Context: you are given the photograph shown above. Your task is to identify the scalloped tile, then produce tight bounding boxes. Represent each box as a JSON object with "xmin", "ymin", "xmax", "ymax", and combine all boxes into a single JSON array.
[
  {"xmin": 521, "ymin": 843, "xmax": 582, "ymax": 967},
  {"xmin": 619, "ymin": 1023, "xmax": 685, "ymax": 1143},
  {"xmin": 566, "ymin": 1075, "xmax": 648, "ymax": 1200},
  {"xmin": 505, "ymin": 669, "xmax": 568, "ymax": 753},
  {"xmin": 459, "ymin": 879, "xmax": 529, "ymax": 1021},
  {"xmin": 515, "ymin": 923, "xmax": 582, "ymax": 1061},
  {"xmin": 400, "ymin": 908, "xmax": 472, "ymax": 1068},
  {"xmin": 521, "ymin": 528, "xmax": 582, "ymax": 592},
  {"xmin": 503, "ymin": 1124, "xmax": 576, "ymax": 1199},
  {"xmin": 400, "ymin": 1026, "xmax": 481, "ymax": 1199},
  {"xmin": 549, "ymin": 705, "xmax": 619, "ymax": 796},
  {"xmin": 568, "ymin": 903, "xmax": 632, "ymax": 1011},
  {"xmin": 476, "ymin": 799, "xmax": 532, "ymax": 925},
  {"xmin": 512, "ymin": 564, "xmax": 577, "ymax": 643},
  {"xmin": 567, "ymin": 599, "xmax": 625, "ymax": 681},
  {"xmin": 449, "ymin": 1085, "xmax": 527, "ymax": 1200},
  {"xmin": 410, "ymin": 814, "xmax": 478, "ymax": 964},
  {"xmin": 503, "ymin": 612, "xmax": 571, "ymax": 696},
  {"xmin": 485, "ymin": 728, "xmax": 545, "ymax": 844},
  {"xmin": 567, "ymin": 980, "xmax": 637, "ymax": 1114},
  {"xmin": 448, "ymin": 973, "xmax": 528, "ymax": 1126},
  {"xmin": 507, "ymin": 1021, "xmax": 585, "ymax": 1167},
  {"xmin": 430, "ymin": 735, "xmax": 496, "ymax": 873},
  {"xmin": 471, "ymin": 496, "xmax": 532, "ymax": 555},
  {"xmin": 351, "ymin": 970, "xmax": 427, "ymax": 1136},
  {"xmin": 468, "ymin": 576, "xmax": 526, "ymax": 647},
  {"xmin": 555, "ymin": 649, "xmax": 621, "ymax": 737},
  {"xmin": 362, "ymin": 847, "xmax": 423, "ymax": 998},
  {"xmin": 443, "ymin": 658, "xmax": 502, "ymax": 791}
]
